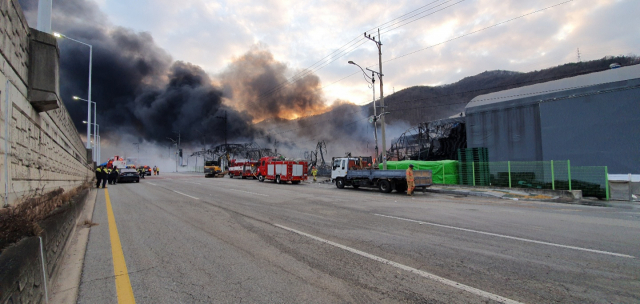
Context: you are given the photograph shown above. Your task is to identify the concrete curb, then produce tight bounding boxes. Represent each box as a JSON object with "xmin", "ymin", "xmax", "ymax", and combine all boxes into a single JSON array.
[{"xmin": 49, "ymin": 188, "xmax": 98, "ymax": 304}]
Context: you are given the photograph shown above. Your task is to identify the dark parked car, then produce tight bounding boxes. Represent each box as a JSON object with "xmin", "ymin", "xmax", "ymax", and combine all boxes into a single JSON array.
[
  {"xmin": 118, "ymin": 168, "xmax": 140, "ymax": 183},
  {"xmin": 141, "ymin": 165, "xmax": 152, "ymax": 176}
]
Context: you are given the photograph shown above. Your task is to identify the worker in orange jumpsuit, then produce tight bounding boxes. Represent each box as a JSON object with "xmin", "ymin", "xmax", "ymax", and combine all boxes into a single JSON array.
[{"xmin": 406, "ymin": 164, "xmax": 415, "ymax": 196}]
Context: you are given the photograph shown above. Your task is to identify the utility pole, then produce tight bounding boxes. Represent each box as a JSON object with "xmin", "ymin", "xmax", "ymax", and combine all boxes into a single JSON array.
[
  {"xmin": 216, "ymin": 111, "xmax": 228, "ymax": 169},
  {"xmin": 365, "ymin": 28, "xmax": 388, "ymax": 170},
  {"xmin": 133, "ymin": 143, "xmax": 140, "ymax": 165},
  {"xmin": 167, "ymin": 137, "xmax": 178, "ymax": 172},
  {"xmin": 577, "ymin": 48, "xmax": 582, "ymax": 62},
  {"xmin": 274, "ymin": 139, "xmax": 278, "ymax": 155},
  {"xmin": 216, "ymin": 111, "xmax": 227, "ymax": 148}
]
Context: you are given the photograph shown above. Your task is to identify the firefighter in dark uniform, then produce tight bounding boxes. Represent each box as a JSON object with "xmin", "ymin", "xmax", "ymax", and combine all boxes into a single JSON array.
[
  {"xmin": 106, "ymin": 167, "xmax": 112, "ymax": 185},
  {"xmin": 95, "ymin": 166, "xmax": 103, "ymax": 188},
  {"xmin": 100, "ymin": 166, "xmax": 108, "ymax": 188},
  {"xmin": 111, "ymin": 166, "xmax": 119, "ymax": 185}
]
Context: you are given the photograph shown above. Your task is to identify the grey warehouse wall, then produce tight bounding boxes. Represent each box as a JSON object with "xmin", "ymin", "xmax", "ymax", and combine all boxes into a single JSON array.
[{"xmin": 539, "ymin": 85, "xmax": 640, "ymax": 174}]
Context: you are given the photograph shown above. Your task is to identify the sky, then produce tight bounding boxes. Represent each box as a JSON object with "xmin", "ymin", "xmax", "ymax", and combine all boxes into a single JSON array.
[
  {"xmin": 89, "ymin": 0, "xmax": 639, "ymax": 106},
  {"xmin": 15, "ymin": 0, "xmax": 640, "ymax": 165}
]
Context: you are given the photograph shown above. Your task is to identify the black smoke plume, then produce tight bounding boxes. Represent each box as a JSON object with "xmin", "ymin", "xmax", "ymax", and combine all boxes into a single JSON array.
[{"xmin": 17, "ymin": 0, "xmax": 397, "ymax": 162}]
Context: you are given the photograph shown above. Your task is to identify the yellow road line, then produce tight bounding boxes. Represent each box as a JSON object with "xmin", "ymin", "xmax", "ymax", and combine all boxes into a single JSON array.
[{"xmin": 105, "ymin": 189, "xmax": 137, "ymax": 303}]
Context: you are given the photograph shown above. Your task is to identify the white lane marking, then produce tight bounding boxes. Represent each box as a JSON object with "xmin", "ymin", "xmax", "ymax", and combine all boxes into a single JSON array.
[
  {"xmin": 147, "ymin": 182, "xmax": 157, "ymax": 186},
  {"xmin": 274, "ymin": 224, "xmax": 523, "ymax": 304},
  {"xmin": 375, "ymin": 214, "xmax": 635, "ymax": 259},
  {"xmin": 228, "ymin": 189, "xmax": 269, "ymax": 197},
  {"xmin": 172, "ymin": 190, "xmax": 200, "ymax": 200}
]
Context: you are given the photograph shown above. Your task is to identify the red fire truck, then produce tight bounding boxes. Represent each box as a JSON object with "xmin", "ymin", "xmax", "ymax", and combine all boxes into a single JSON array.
[
  {"xmin": 256, "ymin": 157, "xmax": 308, "ymax": 184},
  {"xmin": 228, "ymin": 159, "xmax": 258, "ymax": 179}
]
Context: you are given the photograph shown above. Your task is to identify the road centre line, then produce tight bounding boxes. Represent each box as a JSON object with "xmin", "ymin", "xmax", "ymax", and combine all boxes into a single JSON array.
[
  {"xmin": 228, "ymin": 189, "xmax": 269, "ymax": 197},
  {"xmin": 172, "ymin": 190, "xmax": 200, "ymax": 200},
  {"xmin": 147, "ymin": 182, "xmax": 157, "ymax": 186},
  {"xmin": 375, "ymin": 214, "xmax": 635, "ymax": 259},
  {"xmin": 104, "ymin": 189, "xmax": 137, "ymax": 303},
  {"xmin": 274, "ymin": 224, "xmax": 523, "ymax": 304}
]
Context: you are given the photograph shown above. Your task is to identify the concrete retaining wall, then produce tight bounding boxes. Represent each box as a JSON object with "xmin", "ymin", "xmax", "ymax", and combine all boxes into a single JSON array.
[
  {"xmin": 1, "ymin": 0, "xmax": 92, "ymax": 206},
  {"xmin": 0, "ymin": 189, "xmax": 89, "ymax": 303},
  {"xmin": 0, "ymin": 188, "xmax": 89, "ymax": 303}
]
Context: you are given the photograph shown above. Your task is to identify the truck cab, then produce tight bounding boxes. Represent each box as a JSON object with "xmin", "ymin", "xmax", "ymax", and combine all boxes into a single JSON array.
[{"xmin": 331, "ymin": 156, "xmax": 373, "ymax": 181}]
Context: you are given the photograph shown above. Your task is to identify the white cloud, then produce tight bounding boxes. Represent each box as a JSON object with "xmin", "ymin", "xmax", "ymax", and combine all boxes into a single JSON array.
[{"xmin": 95, "ymin": 0, "xmax": 640, "ymax": 105}]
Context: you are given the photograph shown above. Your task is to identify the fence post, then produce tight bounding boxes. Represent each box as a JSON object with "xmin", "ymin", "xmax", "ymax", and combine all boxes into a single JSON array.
[
  {"xmin": 567, "ymin": 160, "xmax": 572, "ymax": 191},
  {"xmin": 508, "ymin": 161, "xmax": 511, "ymax": 188},
  {"xmin": 551, "ymin": 160, "xmax": 555, "ymax": 190},
  {"xmin": 442, "ymin": 164, "xmax": 445, "ymax": 185},
  {"xmin": 472, "ymin": 162, "xmax": 476, "ymax": 186}
]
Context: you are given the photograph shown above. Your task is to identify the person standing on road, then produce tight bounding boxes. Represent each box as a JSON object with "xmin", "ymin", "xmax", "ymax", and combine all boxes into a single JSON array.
[
  {"xmin": 406, "ymin": 164, "xmax": 415, "ymax": 196},
  {"xmin": 156, "ymin": 167, "xmax": 160, "ymax": 176},
  {"xmin": 95, "ymin": 166, "xmax": 103, "ymax": 188},
  {"xmin": 112, "ymin": 166, "xmax": 119, "ymax": 185},
  {"xmin": 106, "ymin": 167, "xmax": 112, "ymax": 184},
  {"xmin": 311, "ymin": 166, "xmax": 318, "ymax": 182},
  {"xmin": 100, "ymin": 166, "xmax": 108, "ymax": 188}
]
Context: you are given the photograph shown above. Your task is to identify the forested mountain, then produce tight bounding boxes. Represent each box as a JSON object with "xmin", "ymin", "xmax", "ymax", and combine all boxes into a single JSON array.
[{"xmin": 373, "ymin": 55, "xmax": 639, "ymax": 125}]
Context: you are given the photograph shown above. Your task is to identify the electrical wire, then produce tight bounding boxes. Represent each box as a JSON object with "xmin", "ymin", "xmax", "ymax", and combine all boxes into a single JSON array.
[{"xmin": 257, "ymin": 0, "xmax": 461, "ymax": 101}]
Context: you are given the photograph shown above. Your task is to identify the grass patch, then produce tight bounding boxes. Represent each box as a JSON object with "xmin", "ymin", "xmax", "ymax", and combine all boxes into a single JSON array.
[{"xmin": 0, "ymin": 182, "xmax": 91, "ymax": 253}]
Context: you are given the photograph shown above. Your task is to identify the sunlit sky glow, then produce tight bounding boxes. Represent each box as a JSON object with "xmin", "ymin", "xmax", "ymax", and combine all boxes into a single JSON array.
[{"xmin": 93, "ymin": 0, "xmax": 638, "ymax": 105}]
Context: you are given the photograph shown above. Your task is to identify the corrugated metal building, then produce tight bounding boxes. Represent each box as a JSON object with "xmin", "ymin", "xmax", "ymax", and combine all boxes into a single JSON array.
[{"xmin": 465, "ymin": 64, "xmax": 640, "ymax": 174}]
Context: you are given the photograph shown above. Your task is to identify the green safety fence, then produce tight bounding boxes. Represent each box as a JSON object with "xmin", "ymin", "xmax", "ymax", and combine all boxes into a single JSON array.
[
  {"xmin": 380, "ymin": 160, "xmax": 459, "ymax": 185},
  {"xmin": 458, "ymin": 160, "xmax": 609, "ymax": 199}
]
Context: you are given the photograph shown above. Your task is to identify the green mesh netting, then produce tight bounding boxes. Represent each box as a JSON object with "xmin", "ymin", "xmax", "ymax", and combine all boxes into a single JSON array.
[{"xmin": 380, "ymin": 160, "xmax": 459, "ymax": 185}]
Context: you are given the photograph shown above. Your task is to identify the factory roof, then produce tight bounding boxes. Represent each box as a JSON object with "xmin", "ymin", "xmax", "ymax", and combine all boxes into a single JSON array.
[{"xmin": 466, "ymin": 64, "xmax": 640, "ymax": 110}]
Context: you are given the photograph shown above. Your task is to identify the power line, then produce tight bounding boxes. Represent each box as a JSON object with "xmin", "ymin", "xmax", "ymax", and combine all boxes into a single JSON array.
[
  {"xmin": 377, "ymin": 0, "xmax": 466, "ymax": 36},
  {"xmin": 382, "ymin": 0, "xmax": 574, "ymax": 65},
  {"xmin": 257, "ymin": 0, "xmax": 463, "ymax": 101}
]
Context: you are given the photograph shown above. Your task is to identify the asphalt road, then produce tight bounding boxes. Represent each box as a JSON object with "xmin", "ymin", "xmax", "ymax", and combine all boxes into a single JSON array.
[{"xmin": 77, "ymin": 172, "xmax": 640, "ymax": 303}]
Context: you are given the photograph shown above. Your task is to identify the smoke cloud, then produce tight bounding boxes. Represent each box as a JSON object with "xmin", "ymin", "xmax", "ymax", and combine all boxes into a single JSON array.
[
  {"xmin": 17, "ymin": 0, "xmax": 408, "ymax": 167},
  {"xmin": 220, "ymin": 47, "xmax": 328, "ymax": 121}
]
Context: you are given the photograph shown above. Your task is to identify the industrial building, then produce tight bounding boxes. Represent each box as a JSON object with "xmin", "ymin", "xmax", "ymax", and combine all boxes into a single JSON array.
[{"xmin": 465, "ymin": 64, "xmax": 640, "ymax": 174}]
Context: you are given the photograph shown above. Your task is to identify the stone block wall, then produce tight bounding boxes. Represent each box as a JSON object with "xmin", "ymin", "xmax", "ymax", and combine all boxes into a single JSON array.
[
  {"xmin": 0, "ymin": 189, "xmax": 89, "ymax": 303},
  {"xmin": 1, "ymin": 0, "xmax": 92, "ymax": 206}
]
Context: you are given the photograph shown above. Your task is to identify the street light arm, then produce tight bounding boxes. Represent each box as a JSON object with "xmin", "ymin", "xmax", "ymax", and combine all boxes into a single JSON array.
[
  {"xmin": 348, "ymin": 61, "xmax": 373, "ymax": 85},
  {"xmin": 53, "ymin": 32, "xmax": 93, "ymax": 47}
]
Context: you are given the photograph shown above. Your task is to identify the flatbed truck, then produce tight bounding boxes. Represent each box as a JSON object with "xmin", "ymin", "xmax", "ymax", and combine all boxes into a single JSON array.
[{"xmin": 331, "ymin": 157, "xmax": 432, "ymax": 193}]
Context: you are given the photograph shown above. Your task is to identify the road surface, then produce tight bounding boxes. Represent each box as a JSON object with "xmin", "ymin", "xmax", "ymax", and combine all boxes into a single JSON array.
[{"xmin": 76, "ymin": 172, "xmax": 640, "ymax": 303}]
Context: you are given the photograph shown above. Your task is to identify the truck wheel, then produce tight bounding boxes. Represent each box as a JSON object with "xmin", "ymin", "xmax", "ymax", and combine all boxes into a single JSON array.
[
  {"xmin": 258, "ymin": 175, "xmax": 265, "ymax": 182},
  {"xmin": 229, "ymin": 174, "xmax": 233, "ymax": 178},
  {"xmin": 276, "ymin": 175, "xmax": 282, "ymax": 184},
  {"xmin": 379, "ymin": 180, "xmax": 392, "ymax": 193},
  {"xmin": 336, "ymin": 178, "xmax": 345, "ymax": 189}
]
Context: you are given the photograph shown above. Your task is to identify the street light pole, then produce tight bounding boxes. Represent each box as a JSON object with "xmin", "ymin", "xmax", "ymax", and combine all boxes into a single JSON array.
[
  {"xmin": 365, "ymin": 29, "xmax": 388, "ymax": 170},
  {"xmin": 54, "ymin": 33, "xmax": 93, "ymax": 150},
  {"xmin": 74, "ymin": 96, "xmax": 97, "ymax": 160},
  {"xmin": 348, "ymin": 61, "xmax": 380, "ymax": 163},
  {"xmin": 97, "ymin": 134, "xmax": 100, "ymax": 164},
  {"xmin": 133, "ymin": 143, "xmax": 140, "ymax": 165},
  {"xmin": 167, "ymin": 137, "xmax": 178, "ymax": 172},
  {"xmin": 82, "ymin": 120, "xmax": 99, "ymax": 164}
]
